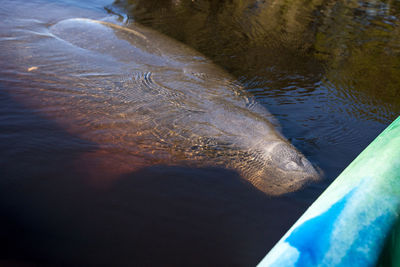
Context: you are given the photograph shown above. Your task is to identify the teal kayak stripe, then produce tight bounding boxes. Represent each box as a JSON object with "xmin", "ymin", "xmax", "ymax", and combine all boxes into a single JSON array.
[{"xmin": 258, "ymin": 116, "xmax": 400, "ymax": 267}]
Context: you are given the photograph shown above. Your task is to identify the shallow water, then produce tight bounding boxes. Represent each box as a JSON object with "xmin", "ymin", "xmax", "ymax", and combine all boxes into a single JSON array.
[{"xmin": 0, "ymin": 0, "xmax": 399, "ymax": 265}]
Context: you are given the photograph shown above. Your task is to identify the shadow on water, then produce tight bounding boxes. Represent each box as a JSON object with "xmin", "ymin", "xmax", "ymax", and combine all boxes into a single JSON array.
[{"xmin": 0, "ymin": 90, "xmax": 308, "ymax": 266}]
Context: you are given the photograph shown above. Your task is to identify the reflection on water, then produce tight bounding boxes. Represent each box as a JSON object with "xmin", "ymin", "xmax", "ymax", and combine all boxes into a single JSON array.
[
  {"xmin": 112, "ymin": 0, "xmax": 400, "ymax": 122},
  {"xmin": 0, "ymin": 0, "xmax": 399, "ymax": 265}
]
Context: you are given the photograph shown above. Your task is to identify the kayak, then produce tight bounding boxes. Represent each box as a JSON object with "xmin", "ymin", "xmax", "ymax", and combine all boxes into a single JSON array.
[{"xmin": 258, "ymin": 116, "xmax": 400, "ymax": 267}]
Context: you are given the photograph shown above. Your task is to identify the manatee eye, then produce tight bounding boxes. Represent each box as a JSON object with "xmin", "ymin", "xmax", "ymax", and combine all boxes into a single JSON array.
[{"xmin": 285, "ymin": 161, "xmax": 301, "ymax": 171}]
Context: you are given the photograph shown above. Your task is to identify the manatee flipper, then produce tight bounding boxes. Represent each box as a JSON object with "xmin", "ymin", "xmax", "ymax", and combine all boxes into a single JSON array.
[{"xmin": 74, "ymin": 150, "xmax": 147, "ymax": 188}]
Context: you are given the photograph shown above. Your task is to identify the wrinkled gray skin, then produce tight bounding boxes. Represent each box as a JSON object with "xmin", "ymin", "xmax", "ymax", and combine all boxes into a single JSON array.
[{"xmin": 0, "ymin": 13, "xmax": 320, "ymax": 195}]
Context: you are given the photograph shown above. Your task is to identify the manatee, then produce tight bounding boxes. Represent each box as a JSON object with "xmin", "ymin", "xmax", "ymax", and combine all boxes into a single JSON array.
[{"xmin": 0, "ymin": 16, "xmax": 320, "ymax": 195}]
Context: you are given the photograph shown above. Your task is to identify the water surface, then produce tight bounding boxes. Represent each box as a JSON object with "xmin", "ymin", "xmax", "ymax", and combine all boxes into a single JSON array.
[{"xmin": 1, "ymin": 0, "xmax": 399, "ymax": 265}]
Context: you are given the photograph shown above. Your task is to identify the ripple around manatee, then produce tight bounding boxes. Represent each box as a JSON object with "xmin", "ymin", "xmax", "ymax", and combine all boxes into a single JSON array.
[
  {"xmin": 130, "ymin": 71, "xmax": 184, "ymax": 100},
  {"xmin": 49, "ymin": 18, "xmax": 165, "ymax": 66}
]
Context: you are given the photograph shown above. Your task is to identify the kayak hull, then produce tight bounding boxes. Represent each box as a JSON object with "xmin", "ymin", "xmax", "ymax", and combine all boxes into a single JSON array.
[{"xmin": 258, "ymin": 116, "xmax": 400, "ymax": 266}]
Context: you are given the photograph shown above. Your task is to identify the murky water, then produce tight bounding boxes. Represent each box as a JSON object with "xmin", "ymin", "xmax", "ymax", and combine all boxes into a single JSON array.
[{"xmin": 0, "ymin": 0, "xmax": 399, "ymax": 265}]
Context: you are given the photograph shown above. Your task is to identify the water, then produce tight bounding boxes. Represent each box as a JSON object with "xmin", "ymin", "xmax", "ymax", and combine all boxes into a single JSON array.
[{"xmin": 0, "ymin": 0, "xmax": 399, "ymax": 265}]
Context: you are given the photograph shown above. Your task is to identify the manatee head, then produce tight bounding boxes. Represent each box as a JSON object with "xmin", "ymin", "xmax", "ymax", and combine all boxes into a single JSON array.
[{"xmin": 240, "ymin": 139, "xmax": 321, "ymax": 195}]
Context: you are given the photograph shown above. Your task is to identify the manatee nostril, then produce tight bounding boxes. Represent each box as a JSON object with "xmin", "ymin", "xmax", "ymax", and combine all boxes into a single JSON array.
[{"xmin": 294, "ymin": 156, "xmax": 305, "ymax": 167}]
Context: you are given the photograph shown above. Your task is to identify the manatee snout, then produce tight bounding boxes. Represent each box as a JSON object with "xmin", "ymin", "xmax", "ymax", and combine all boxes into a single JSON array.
[
  {"xmin": 270, "ymin": 143, "xmax": 318, "ymax": 175},
  {"xmin": 247, "ymin": 142, "xmax": 321, "ymax": 195}
]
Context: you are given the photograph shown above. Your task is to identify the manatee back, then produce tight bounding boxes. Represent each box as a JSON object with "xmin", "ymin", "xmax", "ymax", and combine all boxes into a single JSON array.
[{"xmin": 47, "ymin": 18, "xmax": 279, "ymax": 147}]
